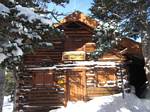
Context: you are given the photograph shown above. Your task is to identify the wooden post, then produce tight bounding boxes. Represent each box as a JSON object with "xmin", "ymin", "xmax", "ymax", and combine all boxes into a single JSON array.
[
  {"xmin": 83, "ymin": 69, "xmax": 87, "ymax": 101},
  {"xmin": 0, "ymin": 69, "xmax": 5, "ymax": 112},
  {"xmin": 120, "ymin": 64, "xmax": 125, "ymax": 98},
  {"xmin": 64, "ymin": 70, "xmax": 68, "ymax": 106},
  {"xmin": 95, "ymin": 68, "xmax": 98, "ymax": 87},
  {"xmin": 13, "ymin": 69, "xmax": 19, "ymax": 112}
]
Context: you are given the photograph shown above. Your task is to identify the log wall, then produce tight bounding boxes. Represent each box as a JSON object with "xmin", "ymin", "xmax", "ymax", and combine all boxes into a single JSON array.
[
  {"xmin": 15, "ymin": 69, "xmax": 66, "ymax": 112},
  {"xmin": 17, "ymin": 13, "xmax": 131, "ymax": 112},
  {"xmin": 64, "ymin": 29, "xmax": 93, "ymax": 51},
  {"xmin": 23, "ymin": 39, "xmax": 64, "ymax": 67}
]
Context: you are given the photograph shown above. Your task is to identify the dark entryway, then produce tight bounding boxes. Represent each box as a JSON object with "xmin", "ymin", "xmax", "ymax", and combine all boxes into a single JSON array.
[{"xmin": 127, "ymin": 55, "xmax": 148, "ymax": 97}]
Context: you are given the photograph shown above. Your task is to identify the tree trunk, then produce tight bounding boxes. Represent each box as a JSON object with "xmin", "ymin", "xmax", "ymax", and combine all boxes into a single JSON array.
[
  {"xmin": 0, "ymin": 69, "xmax": 5, "ymax": 112},
  {"xmin": 142, "ymin": 30, "xmax": 150, "ymax": 84}
]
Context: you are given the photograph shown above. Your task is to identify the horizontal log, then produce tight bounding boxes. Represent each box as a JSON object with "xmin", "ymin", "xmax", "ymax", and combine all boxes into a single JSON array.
[
  {"xmin": 24, "ymin": 55, "xmax": 62, "ymax": 59},
  {"xmin": 24, "ymin": 59, "xmax": 60, "ymax": 64},
  {"xmin": 21, "ymin": 90, "xmax": 64, "ymax": 94},
  {"xmin": 35, "ymin": 46, "xmax": 59, "ymax": 51},
  {"xmin": 87, "ymin": 91, "xmax": 119, "ymax": 95},
  {"xmin": 26, "ymin": 96, "xmax": 65, "ymax": 100},
  {"xmin": 64, "ymin": 30, "xmax": 91, "ymax": 34},
  {"xmin": 24, "ymin": 55, "xmax": 62, "ymax": 58},
  {"xmin": 25, "ymin": 52, "xmax": 62, "ymax": 56},
  {"xmin": 22, "ymin": 105, "xmax": 60, "ymax": 112},
  {"xmin": 87, "ymin": 87, "xmax": 119, "ymax": 91},
  {"xmin": 87, "ymin": 93, "xmax": 116, "ymax": 97},
  {"xmin": 19, "ymin": 101, "xmax": 64, "ymax": 106},
  {"xmin": 18, "ymin": 87, "xmax": 64, "ymax": 91},
  {"xmin": 65, "ymin": 34, "xmax": 91, "ymax": 36},
  {"xmin": 87, "ymin": 87, "xmax": 120, "ymax": 96},
  {"xmin": 17, "ymin": 93, "xmax": 64, "ymax": 98}
]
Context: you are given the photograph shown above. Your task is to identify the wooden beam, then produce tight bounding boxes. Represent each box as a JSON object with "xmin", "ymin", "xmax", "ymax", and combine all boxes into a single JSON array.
[{"xmin": 54, "ymin": 11, "xmax": 98, "ymax": 29}]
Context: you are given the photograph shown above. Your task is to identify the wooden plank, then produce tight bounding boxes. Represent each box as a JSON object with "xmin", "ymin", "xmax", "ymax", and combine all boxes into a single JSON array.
[
  {"xmin": 22, "ymin": 105, "xmax": 60, "ymax": 112},
  {"xmin": 26, "ymin": 96, "xmax": 64, "ymax": 100},
  {"xmin": 65, "ymin": 30, "xmax": 91, "ymax": 34},
  {"xmin": 18, "ymin": 93, "xmax": 64, "ymax": 97},
  {"xmin": 87, "ymin": 87, "xmax": 119, "ymax": 96},
  {"xmin": 54, "ymin": 11, "xmax": 98, "ymax": 29},
  {"xmin": 19, "ymin": 102, "xmax": 63, "ymax": 106},
  {"xmin": 26, "ymin": 99, "xmax": 64, "ymax": 104},
  {"xmin": 65, "ymin": 33, "xmax": 91, "ymax": 36}
]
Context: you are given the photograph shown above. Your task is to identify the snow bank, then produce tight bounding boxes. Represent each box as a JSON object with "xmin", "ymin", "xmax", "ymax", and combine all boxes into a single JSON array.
[
  {"xmin": 16, "ymin": 5, "xmax": 51, "ymax": 25},
  {"xmin": 2, "ymin": 96, "xmax": 13, "ymax": 112},
  {"xmin": 2, "ymin": 93, "xmax": 150, "ymax": 112},
  {"xmin": 50, "ymin": 93, "xmax": 150, "ymax": 112}
]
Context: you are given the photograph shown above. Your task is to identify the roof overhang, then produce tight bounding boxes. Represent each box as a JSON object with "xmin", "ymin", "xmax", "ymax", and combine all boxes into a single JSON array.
[{"xmin": 54, "ymin": 11, "xmax": 98, "ymax": 29}]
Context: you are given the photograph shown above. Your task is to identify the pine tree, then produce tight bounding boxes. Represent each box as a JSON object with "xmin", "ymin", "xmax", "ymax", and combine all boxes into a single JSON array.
[
  {"xmin": 90, "ymin": 0, "xmax": 150, "ymax": 82},
  {"xmin": 0, "ymin": 0, "xmax": 69, "ymax": 68},
  {"xmin": 0, "ymin": 0, "xmax": 69, "ymax": 111}
]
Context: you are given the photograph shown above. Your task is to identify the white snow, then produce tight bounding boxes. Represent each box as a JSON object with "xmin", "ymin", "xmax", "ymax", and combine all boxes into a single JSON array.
[
  {"xmin": 0, "ymin": 43, "xmax": 23, "ymax": 64},
  {"xmin": 15, "ymin": 38, "xmax": 23, "ymax": 46},
  {"xmin": 9, "ymin": 0, "xmax": 15, "ymax": 3},
  {"xmin": 0, "ymin": 3, "xmax": 10, "ymax": 16},
  {"xmin": 76, "ymin": 61, "xmax": 118, "ymax": 67},
  {"xmin": 12, "ymin": 44, "xmax": 23, "ymax": 56},
  {"xmin": 57, "ymin": 61, "xmax": 119, "ymax": 68},
  {"xmin": 16, "ymin": 5, "xmax": 51, "ymax": 25},
  {"xmin": 50, "ymin": 93, "xmax": 150, "ymax": 112},
  {"xmin": 2, "ymin": 96, "xmax": 13, "ymax": 112},
  {"xmin": 0, "ymin": 53, "xmax": 7, "ymax": 64},
  {"xmin": 2, "ymin": 93, "xmax": 150, "ymax": 112}
]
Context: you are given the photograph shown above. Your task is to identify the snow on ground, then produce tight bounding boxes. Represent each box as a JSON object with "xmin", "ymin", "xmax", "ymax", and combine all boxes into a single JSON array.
[
  {"xmin": 2, "ymin": 93, "xmax": 150, "ymax": 112},
  {"xmin": 50, "ymin": 93, "xmax": 150, "ymax": 112},
  {"xmin": 2, "ymin": 96, "xmax": 13, "ymax": 112}
]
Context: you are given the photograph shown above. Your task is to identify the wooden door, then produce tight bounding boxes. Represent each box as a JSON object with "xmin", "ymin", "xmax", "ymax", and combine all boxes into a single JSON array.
[{"xmin": 67, "ymin": 70, "xmax": 86, "ymax": 101}]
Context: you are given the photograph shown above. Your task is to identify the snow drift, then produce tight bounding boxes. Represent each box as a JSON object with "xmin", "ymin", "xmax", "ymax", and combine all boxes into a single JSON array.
[
  {"xmin": 2, "ymin": 93, "xmax": 150, "ymax": 112},
  {"xmin": 50, "ymin": 93, "xmax": 150, "ymax": 112},
  {"xmin": 2, "ymin": 96, "xmax": 13, "ymax": 112}
]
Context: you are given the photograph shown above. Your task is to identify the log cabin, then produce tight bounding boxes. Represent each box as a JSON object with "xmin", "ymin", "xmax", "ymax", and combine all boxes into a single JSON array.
[{"xmin": 15, "ymin": 11, "xmax": 147, "ymax": 112}]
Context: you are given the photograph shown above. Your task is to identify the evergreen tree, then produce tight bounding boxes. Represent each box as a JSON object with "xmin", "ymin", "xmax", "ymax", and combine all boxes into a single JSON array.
[
  {"xmin": 90, "ymin": 0, "xmax": 150, "ymax": 82},
  {"xmin": 0, "ymin": 0, "xmax": 69, "ymax": 111},
  {"xmin": 0, "ymin": 0, "xmax": 69, "ymax": 68}
]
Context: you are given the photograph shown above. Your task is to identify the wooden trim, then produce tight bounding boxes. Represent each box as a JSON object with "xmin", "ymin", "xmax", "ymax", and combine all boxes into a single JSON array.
[
  {"xmin": 83, "ymin": 70, "xmax": 87, "ymax": 100},
  {"xmin": 64, "ymin": 70, "xmax": 68, "ymax": 106},
  {"xmin": 54, "ymin": 11, "xmax": 98, "ymax": 29}
]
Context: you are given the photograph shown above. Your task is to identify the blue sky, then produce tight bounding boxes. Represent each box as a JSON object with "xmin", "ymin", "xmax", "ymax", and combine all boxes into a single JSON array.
[{"xmin": 48, "ymin": 0, "xmax": 93, "ymax": 20}]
